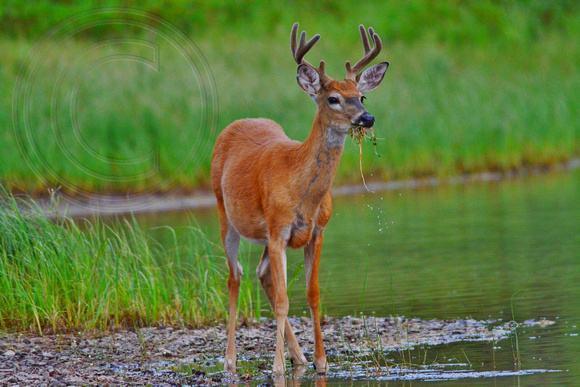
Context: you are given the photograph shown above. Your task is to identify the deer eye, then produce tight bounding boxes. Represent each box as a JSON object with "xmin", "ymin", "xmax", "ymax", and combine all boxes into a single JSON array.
[
  {"xmin": 327, "ymin": 97, "xmax": 339, "ymax": 105},
  {"xmin": 361, "ymin": 96, "xmax": 367, "ymax": 104}
]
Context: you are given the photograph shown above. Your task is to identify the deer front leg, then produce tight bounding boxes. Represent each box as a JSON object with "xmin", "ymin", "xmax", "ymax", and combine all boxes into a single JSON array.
[
  {"xmin": 268, "ymin": 238, "xmax": 289, "ymax": 376},
  {"xmin": 257, "ymin": 247, "xmax": 308, "ymax": 366},
  {"xmin": 304, "ymin": 229, "xmax": 328, "ymax": 373}
]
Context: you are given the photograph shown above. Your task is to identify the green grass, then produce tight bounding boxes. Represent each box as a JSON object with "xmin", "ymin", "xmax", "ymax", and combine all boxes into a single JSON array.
[
  {"xmin": 0, "ymin": 1, "xmax": 579, "ymax": 194},
  {"xmin": 0, "ymin": 192, "xmax": 258, "ymax": 333}
]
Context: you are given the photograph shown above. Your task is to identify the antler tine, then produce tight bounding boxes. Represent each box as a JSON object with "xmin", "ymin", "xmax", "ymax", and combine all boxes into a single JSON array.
[
  {"xmin": 359, "ymin": 24, "xmax": 371, "ymax": 54},
  {"xmin": 290, "ymin": 23, "xmax": 300, "ymax": 60},
  {"xmin": 346, "ymin": 24, "xmax": 383, "ymax": 80},
  {"xmin": 291, "ymin": 22, "xmax": 321, "ymax": 69}
]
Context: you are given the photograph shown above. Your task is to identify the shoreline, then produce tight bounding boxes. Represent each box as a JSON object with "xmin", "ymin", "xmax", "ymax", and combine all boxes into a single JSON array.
[
  {"xmin": 0, "ymin": 316, "xmax": 554, "ymax": 385},
  {"xmin": 24, "ymin": 158, "xmax": 580, "ymax": 218}
]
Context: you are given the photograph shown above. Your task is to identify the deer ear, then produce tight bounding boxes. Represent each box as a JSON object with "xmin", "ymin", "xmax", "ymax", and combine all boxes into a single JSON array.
[
  {"xmin": 297, "ymin": 64, "xmax": 321, "ymax": 98},
  {"xmin": 357, "ymin": 62, "xmax": 389, "ymax": 93}
]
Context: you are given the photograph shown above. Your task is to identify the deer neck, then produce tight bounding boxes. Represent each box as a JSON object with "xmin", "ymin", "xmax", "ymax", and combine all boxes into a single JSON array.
[{"xmin": 295, "ymin": 110, "xmax": 347, "ymax": 207}]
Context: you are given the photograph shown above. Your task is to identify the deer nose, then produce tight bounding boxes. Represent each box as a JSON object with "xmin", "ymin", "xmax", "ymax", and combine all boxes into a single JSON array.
[{"xmin": 357, "ymin": 113, "xmax": 375, "ymax": 128}]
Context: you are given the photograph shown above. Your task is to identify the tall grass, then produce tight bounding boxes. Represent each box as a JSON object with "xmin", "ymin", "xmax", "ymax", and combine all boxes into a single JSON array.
[
  {"xmin": 1, "ymin": 1, "xmax": 579, "ymax": 194},
  {"xmin": 0, "ymin": 193, "xmax": 258, "ymax": 333}
]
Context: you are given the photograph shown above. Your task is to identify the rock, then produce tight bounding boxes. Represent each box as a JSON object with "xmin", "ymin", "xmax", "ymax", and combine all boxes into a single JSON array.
[
  {"xmin": 3, "ymin": 376, "xmax": 18, "ymax": 383},
  {"xmin": 44, "ymin": 375, "xmax": 66, "ymax": 386},
  {"xmin": 67, "ymin": 376, "xmax": 85, "ymax": 384},
  {"xmin": 159, "ymin": 349, "xmax": 175, "ymax": 357},
  {"xmin": 3, "ymin": 350, "xmax": 16, "ymax": 357}
]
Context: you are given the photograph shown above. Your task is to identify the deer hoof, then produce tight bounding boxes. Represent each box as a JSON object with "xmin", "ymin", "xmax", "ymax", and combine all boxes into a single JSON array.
[
  {"xmin": 290, "ymin": 351, "xmax": 308, "ymax": 366},
  {"xmin": 273, "ymin": 359, "xmax": 286, "ymax": 377},
  {"xmin": 224, "ymin": 357, "xmax": 237, "ymax": 374},
  {"xmin": 313, "ymin": 357, "xmax": 329, "ymax": 374}
]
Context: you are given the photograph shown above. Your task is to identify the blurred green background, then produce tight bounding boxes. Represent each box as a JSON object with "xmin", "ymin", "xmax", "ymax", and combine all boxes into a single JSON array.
[{"xmin": 1, "ymin": 0, "xmax": 579, "ymax": 195}]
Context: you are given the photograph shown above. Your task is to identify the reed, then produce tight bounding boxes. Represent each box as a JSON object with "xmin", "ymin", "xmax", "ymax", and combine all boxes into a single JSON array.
[{"xmin": 0, "ymin": 192, "xmax": 258, "ymax": 334}]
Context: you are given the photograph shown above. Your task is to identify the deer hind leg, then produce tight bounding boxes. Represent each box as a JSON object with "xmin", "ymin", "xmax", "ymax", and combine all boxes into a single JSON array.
[
  {"xmin": 304, "ymin": 230, "xmax": 328, "ymax": 373},
  {"xmin": 218, "ymin": 204, "xmax": 242, "ymax": 374},
  {"xmin": 257, "ymin": 247, "xmax": 307, "ymax": 366},
  {"xmin": 264, "ymin": 237, "xmax": 291, "ymax": 376}
]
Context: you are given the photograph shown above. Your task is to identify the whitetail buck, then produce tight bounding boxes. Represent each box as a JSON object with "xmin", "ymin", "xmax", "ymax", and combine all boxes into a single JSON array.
[{"xmin": 211, "ymin": 23, "xmax": 389, "ymax": 376}]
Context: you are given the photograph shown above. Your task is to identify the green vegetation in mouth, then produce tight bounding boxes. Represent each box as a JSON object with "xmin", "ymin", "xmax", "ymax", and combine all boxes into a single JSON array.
[
  {"xmin": 348, "ymin": 125, "xmax": 380, "ymax": 191},
  {"xmin": 349, "ymin": 125, "xmax": 379, "ymax": 157}
]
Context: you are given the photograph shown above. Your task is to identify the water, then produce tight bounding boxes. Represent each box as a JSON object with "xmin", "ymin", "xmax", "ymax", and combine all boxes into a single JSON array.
[{"xmin": 132, "ymin": 169, "xmax": 580, "ymax": 384}]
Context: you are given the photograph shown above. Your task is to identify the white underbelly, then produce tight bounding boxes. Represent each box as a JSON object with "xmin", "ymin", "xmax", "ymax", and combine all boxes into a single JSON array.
[{"xmin": 241, "ymin": 235, "xmax": 269, "ymax": 246}]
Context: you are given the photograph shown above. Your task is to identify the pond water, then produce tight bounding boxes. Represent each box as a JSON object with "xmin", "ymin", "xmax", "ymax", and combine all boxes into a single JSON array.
[{"xmin": 130, "ymin": 169, "xmax": 580, "ymax": 385}]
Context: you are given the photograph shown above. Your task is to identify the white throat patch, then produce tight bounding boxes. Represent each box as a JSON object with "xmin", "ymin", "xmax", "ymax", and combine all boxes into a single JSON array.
[{"xmin": 325, "ymin": 125, "xmax": 348, "ymax": 148}]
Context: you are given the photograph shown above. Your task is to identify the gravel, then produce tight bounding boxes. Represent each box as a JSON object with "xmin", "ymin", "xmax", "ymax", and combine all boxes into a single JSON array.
[{"xmin": 0, "ymin": 316, "xmax": 549, "ymax": 386}]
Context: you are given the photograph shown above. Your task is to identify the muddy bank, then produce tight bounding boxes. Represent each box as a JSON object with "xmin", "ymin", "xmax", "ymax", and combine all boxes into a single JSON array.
[{"xmin": 0, "ymin": 316, "xmax": 554, "ymax": 385}]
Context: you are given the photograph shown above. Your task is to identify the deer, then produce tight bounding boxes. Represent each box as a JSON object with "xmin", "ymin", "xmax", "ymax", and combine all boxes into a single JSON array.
[{"xmin": 210, "ymin": 23, "xmax": 389, "ymax": 376}]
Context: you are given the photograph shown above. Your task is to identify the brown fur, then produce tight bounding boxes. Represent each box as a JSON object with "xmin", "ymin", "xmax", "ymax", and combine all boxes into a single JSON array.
[
  {"xmin": 211, "ymin": 82, "xmax": 366, "ymax": 375},
  {"xmin": 210, "ymin": 25, "xmax": 387, "ymax": 377}
]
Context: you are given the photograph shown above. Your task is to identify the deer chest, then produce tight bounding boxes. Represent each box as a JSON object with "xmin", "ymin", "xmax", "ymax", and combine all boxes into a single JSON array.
[{"xmin": 287, "ymin": 213, "xmax": 315, "ymax": 249}]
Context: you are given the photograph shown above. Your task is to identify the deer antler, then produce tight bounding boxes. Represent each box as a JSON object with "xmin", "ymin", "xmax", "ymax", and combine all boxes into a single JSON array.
[
  {"xmin": 291, "ymin": 23, "xmax": 332, "ymax": 83},
  {"xmin": 345, "ymin": 25, "xmax": 383, "ymax": 81},
  {"xmin": 291, "ymin": 23, "xmax": 320, "ymax": 68}
]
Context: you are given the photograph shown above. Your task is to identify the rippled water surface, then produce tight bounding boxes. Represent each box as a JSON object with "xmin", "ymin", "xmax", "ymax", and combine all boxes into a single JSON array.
[{"xmin": 133, "ymin": 169, "xmax": 580, "ymax": 384}]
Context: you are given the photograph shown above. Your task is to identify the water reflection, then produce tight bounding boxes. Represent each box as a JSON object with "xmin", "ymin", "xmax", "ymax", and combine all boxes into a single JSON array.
[{"xmin": 272, "ymin": 367, "xmax": 326, "ymax": 387}]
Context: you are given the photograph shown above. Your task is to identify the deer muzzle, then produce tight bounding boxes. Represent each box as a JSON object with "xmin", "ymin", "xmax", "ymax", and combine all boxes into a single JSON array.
[{"xmin": 356, "ymin": 112, "xmax": 375, "ymax": 128}]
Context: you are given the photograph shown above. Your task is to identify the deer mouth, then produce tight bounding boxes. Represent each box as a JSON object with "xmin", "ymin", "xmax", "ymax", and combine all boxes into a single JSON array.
[{"xmin": 350, "ymin": 124, "xmax": 373, "ymax": 134}]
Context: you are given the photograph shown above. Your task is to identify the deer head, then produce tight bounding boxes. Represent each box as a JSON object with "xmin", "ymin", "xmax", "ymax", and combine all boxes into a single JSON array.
[{"xmin": 291, "ymin": 23, "xmax": 389, "ymax": 132}]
